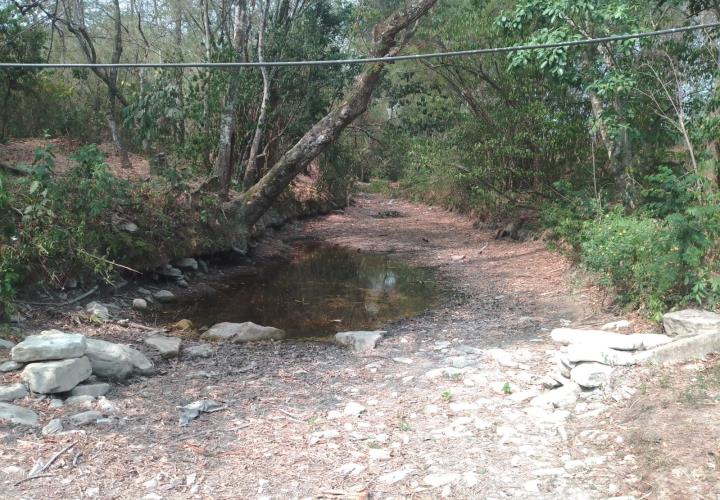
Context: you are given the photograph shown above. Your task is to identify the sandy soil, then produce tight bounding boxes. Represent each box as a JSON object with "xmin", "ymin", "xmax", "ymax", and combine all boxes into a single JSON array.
[{"xmin": 1, "ymin": 193, "xmax": 718, "ymax": 499}]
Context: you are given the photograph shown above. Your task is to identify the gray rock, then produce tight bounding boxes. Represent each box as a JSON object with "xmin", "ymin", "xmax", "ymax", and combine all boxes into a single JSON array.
[
  {"xmin": 0, "ymin": 360, "xmax": 23, "ymax": 372},
  {"xmin": 0, "ymin": 383, "xmax": 28, "ymax": 402},
  {"xmin": 638, "ymin": 330, "xmax": 720, "ymax": 364},
  {"xmin": 183, "ymin": 344, "xmax": 213, "ymax": 359},
  {"xmin": 486, "ymin": 348, "xmax": 519, "ymax": 368},
  {"xmin": 69, "ymin": 410, "xmax": 102, "ymax": 426},
  {"xmin": 0, "ymin": 338, "xmax": 16, "ymax": 349},
  {"xmin": 601, "ymin": 320, "xmax": 631, "ymax": 331},
  {"xmin": 566, "ymin": 344, "xmax": 638, "ymax": 366},
  {"xmin": 49, "ymin": 398, "xmax": 63, "ymax": 409},
  {"xmin": 153, "ymin": 290, "xmax": 176, "ymax": 303},
  {"xmin": 570, "ymin": 363, "xmax": 613, "ymax": 389},
  {"xmin": 198, "ymin": 259, "xmax": 209, "ymax": 273},
  {"xmin": 423, "ymin": 473, "xmax": 461, "ymax": 488},
  {"xmin": 201, "ymin": 322, "xmax": 286, "ymax": 343},
  {"xmin": 158, "ymin": 265, "xmax": 183, "ymax": 279},
  {"xmin": 65, "ymin": 395, "xmax": 96, "ymax": 408},
  {"xmin": 120, "ymin": 221, "xmax": 138, "ymax": 233},
  {"xmin": 0, "ymin": 402, "xmax": 38, "ymax": 426},
  {"xmin": 551, "ymin": 328, "xmax": 672, "ymax": 351},
  {"xmin": 132, "ymin": 298, "xmax": 148, "ymax": 311},
  {"xmin": 531, "ymin": 382, "xmax": 581, "ymax": 409},
  {"xmin": 42, "ymin": 418, "xmax": 63, "ymax": 436},
  {"xmin": 335, "ymin": 330, "xmax": 385, "ymax": 353},
  {"xmin": 85, "ymin": 339, "xmax": 153, "ymax": 379},
  {"xmin": 71, "ymin": 382, "xmax": 110, "ymax": 397},
  {"xmin": 22, "ymin": 356, "xmax": 92, "ymax": 393},
  {"xmin": 175, "ymin": 258, "xmax": 198, "ymax": 271},
  {"xmin": 85, "ymin": 302, "xmax": 110, "ymax": 323},
  {"xmin": 97, "ymin": 396, "xmax": 116, "ymax": 413},
  {"xmin": 144, "ymin": 334, "xmax": 181, "ymax": 358},
  {"xmin": 11, "ymin": 331, "xmax": 87, "ymax": 362},
  {"xmin": 663, "ymin": 309, "xmax": 720, "ymax": 338},
  {"xmin": 176, "ymin": 279, "xmax": 189, "ymax": 288}
]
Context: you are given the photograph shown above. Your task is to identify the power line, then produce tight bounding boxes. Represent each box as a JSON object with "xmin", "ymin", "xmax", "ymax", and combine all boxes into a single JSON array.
[{"xmin": 1, "ymin": 21, "xmax": 719, "ymax": 69}]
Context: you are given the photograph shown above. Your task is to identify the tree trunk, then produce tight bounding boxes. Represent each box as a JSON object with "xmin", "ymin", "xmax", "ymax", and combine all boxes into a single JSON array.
[
  {"xmin": 228, "ymin": 0, "xmax": 438, "ymax": 232},
  {"xmin": 109, "ymin": 0, "xmax": 131, "ymax": 168}
]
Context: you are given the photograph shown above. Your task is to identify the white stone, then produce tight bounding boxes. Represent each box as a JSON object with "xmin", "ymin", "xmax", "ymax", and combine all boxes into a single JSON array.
[
  {"xmin": 11, "ymin": 331, "xmax": 86, "ymax": 362},
  {"xmin": 0, "ymin": 360, "xmax": 22, "ymax": 372},
  {"xmin": 70, "ymin": 382, "xmax": 110, "ymax": 397},
  {"xmin": 0, "ymin": 402, "xmax": 38, "ymax": 426},
  {"xmin": 0, "ymin": 339, "xmax": 15, "ymax": 349},
  {"xmin": 663, "ymin": 309, "xmax": 720, "ymax": 338},
  {"xmin": 69, "ymin": 410, "xmax": 102, "ymax": 426},
  {"xmin": 22, "ymin": 356, "xmax": 92, "ymax": 393},
  {"xmin": 85, "ymin": 339, "xmax": 153, "ymax": 379},
  {"xmin": 132, "ymin": 298, "xmax": 148, "ymax": 311},
  {"xmin": 201, "ymin": 322, "xmax": 286, "ymax": 343},
  {"xmin": 175, "ymin": 258, "xmax": 199, "ymax": 271},
  {"xmin": 0, "ymin": 383, "xmax": 28, "ymax": 401},
  {"xmin": 551, "ymin": 328, "xmax": 672, "ymax": 350},
  {"xmin": 530, "ymin": 382, "xmax": 581, "ymax": 409},
  {"xmin": 65, "ymin": 395, "xmax": 95, "ymax": 408},
  {"xmin": 343, "ymin": 401, "xmax": 366, "ymax": 417},
  {"xmin": 601, "ymin": 320, "xmax": 631, "ymax": 331},
  {"xmin": 337, "ymin": 463, "xmax": 365, "ymax": 476},
  {"xmin": 566, "ymin": 344, "xmax": 638, "ymax": 366},
  {"xmin": 639, "ymin": 330, "xmax": 720, "ymax": 364},
  {"xmin": 335, "ymin": 330, "xmax": 384, "ymax": 352},
  {"xmin": 570, "ymin": 363, "xmax": 613, "ymax": 388},
  {"xmin": 368, "ymin": 448, "xmax": 391, "ymax": 461},
  {"xmin": 423, "ymin": 473, "xmax": 461, "ymax": 488},
  {"xmin": 486, "ymin": 348, "xmax": 518, "ymax": 367},
  {"xmin": 85, "ymin": 302, "xmax": 110, "ymax": 323},
  {"xmin": 144, "ymin": 334, "xmax": 181, "ymax": 358},
  {"xmin": 153, "ymin": 290, "xmax": 176, "ymax": 303},
  {"xmin": 378, "ymin": 467, "xmax": 413, "ymax": 484}
]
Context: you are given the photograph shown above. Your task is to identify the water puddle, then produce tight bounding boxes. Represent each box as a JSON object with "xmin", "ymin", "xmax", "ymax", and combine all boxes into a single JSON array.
[{"xmin": 165, "ymin": 241, "xmax": 439, "ymax": 339}]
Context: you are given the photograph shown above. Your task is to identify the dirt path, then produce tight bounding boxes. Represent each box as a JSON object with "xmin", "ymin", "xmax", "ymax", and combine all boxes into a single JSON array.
[{"xmin": 2, "ymin": 193, "xmax": 718, "ymax": 499}]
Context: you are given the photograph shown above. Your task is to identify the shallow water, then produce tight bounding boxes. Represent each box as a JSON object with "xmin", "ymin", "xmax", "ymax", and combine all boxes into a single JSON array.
[{"xmin": 168, "ymin": 241, "xmax": 439, "ymax": 338}]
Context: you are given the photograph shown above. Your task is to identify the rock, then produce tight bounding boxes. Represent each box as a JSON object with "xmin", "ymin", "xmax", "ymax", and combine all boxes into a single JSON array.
[
  {"xmin": 337, "ymin": 463, "xmax": 366, "ymax": 477},
  {"xmin": 176, "ymin": 279, "xmax": 189, "ymax": 288},
  {"xmin": 531, "ymin": 382, "xmax": 581, "ymax": 409},
  {"xmin": 379, "ymin": 467, "xmax": 414, "ymax": 484},
  {"xmin": 173, "ymin": 319, "xmax": 194, "ymax": 331},
  {"xmin": 540, "ymin": 375, "xmax": 562, "ymax": 389},
  {"xmin": 42, "ymin": 418, "xmax": 63, "ymax": 436},
  {"xmin": 183, "ymin": 344, "xmax": 213, "ymax": 359},
  {"xmin": 69, "ymin": 410, "xmax": 102, "ymax": 426},
  {"xmin": 335, "ymin": 330, "xmax": 384, "ymax": 352},
  {"xmin": 120, "ymin": 221, "xmax": 138, "ymax": 233},
  {"xmin": 85, "ymin": 302, "xmax": 110, "ymax": 323},
  {"xmin": 65, "ymin": 395, "xmax": 95, "ymax": 408},
  {"xmin": 566, "ymin": 344, "xmax": 638, "ymax": 366},
  {"xmin": 22, "ymin": 356, "xmax": 92, "ymax": 393},
  {"xmin": 198, "ymin": 259, "xmax": 209, "ymax": 273},
  {"xmin": 201, "ymin": 322, "xmax": 286, "ymax": 343},
  {"xmin": 0, "ymin": 360, "xmax": 23, "ymax": 372},
  {"xmin": 85, "ymin": 339, "xmax": 153, "ymax": 379},
  {"xmin": 71, "ymin": 382, "xmax": 111, "ymax": 397},
  {"xmin": 343, "ymin": 401, "xmax": 366, "ymax": 417},
  {"xmin": 601, "ymin": 320, "xmax": 631, "ymax": 331},
  {"xmin": 551, "ymin": 328, "xmax": 672, "ymax": 351},
  {"xmin": 486, "ymin": 348, "xmax": 518, "ymax": 367},
  {"xmin": 158, "ymin": 265, "xmax": 183, "ymax": 279},
  {"xmin": 144, "ymin": 334, "xmax": 182, "ymax": 358},
  {"xmin": 175, "ymin": 258, "xmax": 198, "ymax": 271},
  {"xmin": 97, "ymin": 396, "xmax": 116, "ymax": 413},
  {"xmin": 49, "ymin": 397, "xmax": 63, "ymax": 408},
  {"xmin": 570, "ymin": 363, "xmax": 613, "ymax": 389},
  {"xmin": 0, "ymin": 383, "xmax": 28, "ymax": 401},
  {"xmin": 0, "ymin": 338, "xmax": 16, "ymax": 349},
  {"xmin": 638, "ymin": 330, "xmax": 720, "ymax": 364},
  {"xmin": 0, "ymin": 402, "xmax": 38, "ymax": 426},
  {"xmin": 153, "ymin": 290, "xmax": 176, "ymax": 303},
  {"xmin": 423, "ymin": 473, "xmax": 461, "ymax": 488},
  {"xmin": 132, "ymin": 298, "xmax": 148, "ymax": 311},
  {"xmin": 663, "ymin": 309, "xmax": 720, "ymax": 338},
  {"xmin": 11, "ymin": 331, "xmax": 87, "ymax": 362}
]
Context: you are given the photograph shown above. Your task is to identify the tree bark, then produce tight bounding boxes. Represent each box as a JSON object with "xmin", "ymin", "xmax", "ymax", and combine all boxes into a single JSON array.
[
  {"xmin": 228, "ymin": 0, "xmax": 438, "ymax": 231},
  {"xmin": 108, "ymin": 0, "xmax": 131, "ymax": 168}
]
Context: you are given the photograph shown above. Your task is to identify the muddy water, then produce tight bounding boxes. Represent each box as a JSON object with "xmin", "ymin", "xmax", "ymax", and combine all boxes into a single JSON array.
[{"xmin": 169, "ymin": 241, "xmax": 439, "ymax": 338}]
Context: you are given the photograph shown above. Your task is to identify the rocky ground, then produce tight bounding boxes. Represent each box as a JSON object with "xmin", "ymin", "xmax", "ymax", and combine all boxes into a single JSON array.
[{"xmin": 1, "ymin": 193, "xmax": 720, "ymax": 499}]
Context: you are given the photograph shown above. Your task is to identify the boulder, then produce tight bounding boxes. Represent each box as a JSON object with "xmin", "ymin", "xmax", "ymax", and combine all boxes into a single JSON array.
[
  {"xmin": 0, "ymin": 339, "xmax": 15, "ymax": 349},
  {"xmin": 175, "ymin": 258, "xmax": 198, "ymax": 271},
  {"xmin": 566, "ymin": 344, "xmax": 638, "ymax": 366},
  {"xmin": 42, "ymin": 418, "xmax": 63, "ymax": 436},
  {"xmin": 600, "ymin": 320, "xmax": 631, "ymax": 331},
  {"xmin": 663, "ymin": 309, "xmax": 720, "ymax": 338},
  {"xmin": 530, "ymin": 382, "xmax": 581, "ymax": 409},
  {"xmin": 153, "ymin": 290, "xmax": 176, "ymax": 303},
  {"xmin": 132, "ymin": 298, "xmax": 148, "ymax": 311},
  {"xmin": 570, "ymin": 363, "xmax": 613, "ymax": 389},
  {"xmin": 22, "ymin": 356, "xmax": 92, "ymax": 393},
  {"xmin": 158, "ymin": 265, "xmax": 183, "ymax": 279},
  {"xmin": 0, "ymin": 383, "xmax": 28, "ymax": 402},
  {"xmin": 70, "ymin": 382, "xmax": 110, "ymax": 398},
  {"xmin": 144, "ymin": 334, "xmax": 182, "ymax": 358},
  {"xmin": 201, "ymin": 322, "xmax": 286, "ymax": 343},
  {"xmin": 335, "ymin": 331, "xmax": 385, "ymax": 353},
  {"xmin": 183, "ymin": 344, "xmax": 213, "ymax": 359},
  {"xmin": 0, "ymin": 402, "xmax": 38, "ymax": 426},
  {"xmin": 0, "ymin": 360, "xmax": 23, "ymax": 372},
  {"xmin": 65, "ymin": 395, "xmax": 95, "ymax": 408},
  {"xmin": 638, "ymin": 331, "xmax": 720, "ymax": 365},
  {"xmin": 85, "ymin": 338, "xmax": 154, "ymax": 379},
  {"xmin": 550, "ymin": 328, "xmax": 671, "ymax": 351},
  {"xmin": 11, "ymin": 331, "xmax": 86, "ymax": 362},
  {"xmin": 85, "ymin": 302, "xmax": 110, "ymax": 323}
]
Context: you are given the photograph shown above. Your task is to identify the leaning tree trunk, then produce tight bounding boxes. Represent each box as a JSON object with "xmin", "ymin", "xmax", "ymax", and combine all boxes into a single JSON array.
[
  {"xmin": 108, "ymin": 0, "xmax": 131, "ymax": 168},
  {"xmin": 228, "ymin": 0, "xmax": 438, "ymax": 235}
]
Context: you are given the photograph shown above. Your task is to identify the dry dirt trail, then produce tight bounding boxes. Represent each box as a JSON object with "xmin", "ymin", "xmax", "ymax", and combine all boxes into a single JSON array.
[{"xmin": 2, "ymin": 193, "xmax": 715, "ymax": 499}]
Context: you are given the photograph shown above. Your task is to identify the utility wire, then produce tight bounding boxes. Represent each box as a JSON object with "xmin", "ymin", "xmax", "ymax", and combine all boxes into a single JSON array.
[{"xmin": 1, "ymin": 21, "xmax": 719, "ymax": 69}]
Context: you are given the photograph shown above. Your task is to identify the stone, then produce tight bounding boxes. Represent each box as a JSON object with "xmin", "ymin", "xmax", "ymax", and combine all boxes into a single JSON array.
[
  {"xmin": 183, "ymin": 344, "xmax": 213, "ymax": 359},
  {"xmin": 42, "ymin": 418, "xmax": 63, "ymax": 436},
  {"xmin": 153, "ymin": 290, "xmax": 176, "ymax": 303},
  {"xmin": 639, "ymin": 330, "xmax": 720, "ymax": 364},
  {"xmin": 0, "ymin": 338, "xmax": 16, "ymax": 349},
  {"xmin": 531, "ymin": 382, "xmax": 581, "ymax": 409},
  {"xmin": 158, "ymin": 265, "xmax": 183, "ymax": 279},
  {"xmin": 540, "ymin": 375, "xmax": 562, "ymax": 389},
  {"xmin": 0, "ymin": 360, "xmax": 23, "ymax": 372},
  {"xmin": 97, "ymin": 396, "xmax": 116, "ymax": 413},
  {"xmin": 120, "ymin": 221, "xmax": 138, "ymax": 233},
  {"xmin": 601, "ymin": 320, "xmax": 632, "ymax": 331},
  {"xmin": 335, "ymin": 330, "xmax": 384, "ymax": 352},
  {"xmin": 22, "ymin": 356, "xmax": 92, "ymax": 393},
  {"xmin": 0, "ymin": 383, "xmax": 28, "ymax": 401},
  {"xmin": 486, "ymin": 348, "xmax": 518, "ymax": 367},
  {"xmin": 343, "ymin": 401, "xmax": 366, "ymax": 417},
  {"xmin": 570, "ymin": 363, "xmax": 613, "ymax": 388},
  {"xmin": 65, "ymin": 395, "xmax": 96, "ymax": 408},
  {"xmin": 144, "ymin": 334, "xmax": 182, "ymax": 358},
  {"xmin": 202, "ymin": 322, "xmax": 286, "ymax": 343},
  {"xmin": 0, "ymin": 402, "xmax": 38, "ymax": 426},
  {"xmin": 11, "ymin": 331, "xmax": 86, "ymax": 362},
  {"xmin": 423, "ymin": 473, "xmax": 460, "ymax": 488},
  {"xmin": 663, "ymin": 309, "xmax": 720, "ymax": 338},
  {"xmin": 551, "ymin": 328, "xmax": 672, "ymax": 351},
  {"xmin": 132, "ymin": 298, "xmax": 148, "ymax": 311},
  {"xmin": 69, "ymin": 410, "xmax": 102, "ymax": 426},
  {"xmin": 175, "ymin": 258, "xmax": 198, "ymax": 271},
  {"xmin": 85, "ymin": 302, "xmax": 110, "ymax": 323},
  {"xmin": 337, "ymin": 463, "xmax": 366, "ymax": 476},
  {"xmin": 566, "ymin": 344, "xmax": 638, "ymax": 366},
  {"xmin": 71, "ymin": 382, "xmax": 110, "ymax": 397},
  {"xmin": 379, "ymin": 467, "xmax": 414, "ymax": 484},
  {"xmin": 85, "ymin": 339, "xmax": 153, "ymax": 379}
]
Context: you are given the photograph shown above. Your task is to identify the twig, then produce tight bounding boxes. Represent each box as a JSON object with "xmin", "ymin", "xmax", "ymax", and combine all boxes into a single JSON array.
[
  {"xmin": 16, "ymin": 286, "xmax": 99, "ymax": 306},
  {"xmin": 277, "ymin": 408, "xmax": 306, "ymax": 423},
  {"xmin": 15, "ymin": 442, "xmax": 75, "ymax": 486},
  {"xmin": 13, "ymin": 473, "xmax": 55, "ymax": 486},
  {"xmin": 77, "ymin": 248, "xmax": 142, "ymax": 274}
]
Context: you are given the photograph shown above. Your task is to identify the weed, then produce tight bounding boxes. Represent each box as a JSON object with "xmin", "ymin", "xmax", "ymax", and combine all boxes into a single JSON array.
[
  {"xmin": 441, "ymin": 389, "xmax": 453, "ymax": 402},
  {"xmin": 502, "ymin": 382, "xmax": 512, "ymax": 395}
]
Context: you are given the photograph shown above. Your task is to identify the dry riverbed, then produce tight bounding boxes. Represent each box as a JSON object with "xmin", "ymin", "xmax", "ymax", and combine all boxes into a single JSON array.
[{"xmin": 1, "ymin": 193, "xmax": 719, "ymax": 499}]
